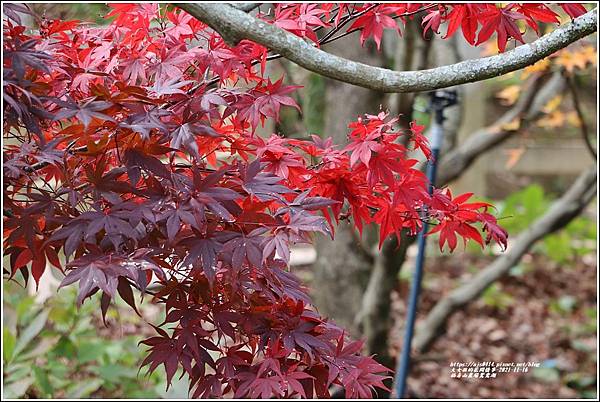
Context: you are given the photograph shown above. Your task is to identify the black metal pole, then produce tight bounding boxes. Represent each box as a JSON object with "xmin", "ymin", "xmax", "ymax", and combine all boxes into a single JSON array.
[{"xmin": 394, "ymin": 90, "xmax": 457, "ymax": 398}]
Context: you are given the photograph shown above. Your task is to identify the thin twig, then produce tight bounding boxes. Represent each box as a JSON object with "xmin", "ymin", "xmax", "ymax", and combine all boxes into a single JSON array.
[
  {"xmin": 318, "ymin": 4, "xmax": 379, "ymax": 45},
  {"xmin": 320, "ymin": 4, "xmax": 438, "ymax": 45},
  {"xmin": 566, "ymin": 74, "xmax": 597, "ymax": 160}
]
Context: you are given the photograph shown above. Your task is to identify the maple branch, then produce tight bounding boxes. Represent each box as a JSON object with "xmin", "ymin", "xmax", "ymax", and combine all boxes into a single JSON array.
[
  {"xmin": 566, "ymin": 74, "xmax": 597, "ymax": 160},
  {"xmin": 176, "ymin": 3, "xmax": 597, "ymax": 93},
  {"xmin": 232, "ymin": 3, "xmax": 261, "ymax": 13},
  {"xmin": 412, "ymin": 166, "xmax": 597, "ymax": 353}
]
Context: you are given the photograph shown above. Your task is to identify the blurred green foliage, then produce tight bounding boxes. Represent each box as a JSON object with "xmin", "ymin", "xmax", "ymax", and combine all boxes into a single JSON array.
[
  {"xmin": 549, "ymin": 295, "xmax": 578, "ymax": 315},
  {"xmin": 412, "ymin": 95, "xmax": 431, "ymax": 127},
  {"xmin": 500, "ymin": 184, "xmax": 549, "ymax": 233},
  {"xmin": 303, "ymin": 73, "xmax": 326, "ymax": 134},
  {"xmin": 501, "ymin": 184, "xmax": 595, "ymax": 263},
  {"xmin": 465, "ymin": 184, "xmax": 596, "ymax": 263},
  {"xmin": 2, "ymin": 280, "xmax": 168, "ymax": 398},
  {"xmin": 481, "ymin": 283, "xmax": 515, "ymax": 312},
  {"xmin": 29, "ymin": 3, "xmax": 110, "ymax": 25}
]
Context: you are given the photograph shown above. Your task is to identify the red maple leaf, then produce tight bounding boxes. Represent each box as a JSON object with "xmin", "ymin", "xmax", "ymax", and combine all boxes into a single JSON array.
[
  {"xmin": 560, "ymin": 4, "xmax": 588, "ymax": 19},
  {"xmin": 476, "ymin": 5, "xmax": 526, "ymax": 52},
  {"xmin": 348, "ymin": 5, "xmax": 400, "ymax": 50}
]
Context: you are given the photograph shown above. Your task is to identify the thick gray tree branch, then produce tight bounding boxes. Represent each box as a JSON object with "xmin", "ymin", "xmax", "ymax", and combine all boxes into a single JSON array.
[
  {"xmin": 412, "ymin": 166, "xmax": 597, "ymax": 353},
  {"xmin": 176, "ymin": 3, "xmax": 597, "ymax": 93},
  {"xmin": 231, "ymin": 3, "xmax": 261, "ymax": 13}
]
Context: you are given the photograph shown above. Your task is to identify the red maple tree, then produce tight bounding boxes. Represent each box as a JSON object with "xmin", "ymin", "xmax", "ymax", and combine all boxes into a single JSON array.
[{"xmin": 3, "ymin": 3, "xmax": 586, "ymax": 398}]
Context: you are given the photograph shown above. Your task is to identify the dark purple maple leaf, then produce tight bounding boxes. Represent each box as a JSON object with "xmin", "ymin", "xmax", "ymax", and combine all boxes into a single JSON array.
[
  {"xmin": 275, "ymin": 189, "xmax": 338, "ymax": 219},
  {"xmin": 119, "ymin": 105, "xmax": 169, "ymax": 139},
  {"xmin": 5, "ymin": 38, "xmax": 52, "ymax": 79},
  {"xmin": 169, "ymin": 121, "xmax": 217, "ymax": 159},
  {"xmin": 262, "ymin": 231, "xmax": 291, "ymax": 263},
  {"xmin": 215, "ymin": 345, "xmax": 252, "ymax": 379},
  {"xmin": 286, "ymin": 370, "xmax": 314, "ymax": 398},
  {"xmin": 147, "ymin": 77, "xmax": 193, "ymax": 96},
  {"xmin": 221, "ymin": 229, "xmax": 265, "ymax": 271},
  {"xmin": 58, "ymin": 251, "xmax": 164, "ymax": 308},
  {"xmin": 281, "ymin": 321, "xmax": 331, "ymax": 361},
  {"xmin": 140, "ymin": 327, "xmax": 181, "ymax": 388},
  {"xmin": 53, "ymin": 97, "xmax": 115, "ymax": 128},
  {"xmin": 180, "ymin": 236, "xmax": 222, "ymax": 284},
  {"xmin": 171, "ymin": 168, "xmax": 243, "ymax": 225},
  {"xmin": 235, "ymin": 371, "xmax": 285, "ymax": 399},
  {"xmin": 58, "ymin": 254, "xmax": 123, "ymax": 305},
  {"xmin": 287, "ymin": 210, "xmax": 332, "ymax": 239},
  {"xmin": 79, "ymin": 210, "xmax": 135, "ymax": 251},
  {"xmin": 3, "ymin": 3, "xmax": 33, "ymax": 25},
  {"xmin": 241, "ymin": 160, "xmax": 293, "ymax": 201},
  {"xmin": 158, "ymin": 205, "xmax": 196, "ymax": 242},
  {"xmin": 124, "ymin": 148, "xmax": 170, "ymax": 184}
]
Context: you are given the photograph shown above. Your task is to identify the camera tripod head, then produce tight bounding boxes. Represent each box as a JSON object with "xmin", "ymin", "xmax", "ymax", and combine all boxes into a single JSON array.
[{"xmin": 429, "ymin": 89, "xmax": 459, "ymax": 124}]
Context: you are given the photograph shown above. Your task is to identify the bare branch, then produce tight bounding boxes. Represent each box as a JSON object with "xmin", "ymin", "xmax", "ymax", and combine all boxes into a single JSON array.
[
  {"xmin": 175, "ymin": 3, "xmax": 597, "ymax": 93},
  {"xmin": 436, "ymin": 71, "xmax": 564, "ymax": 186},
  {"xmin": 413, "ymin": 166, "xmax": 597, "ymax": 353},
  {"xmin": 566, "ymin": 74, "xmax": 597, "ymax": 160}
]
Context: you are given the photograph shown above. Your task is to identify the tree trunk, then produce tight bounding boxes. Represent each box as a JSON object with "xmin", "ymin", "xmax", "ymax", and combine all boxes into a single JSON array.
[{"xmin": 312, "ymin": 35, "xmax": 385, "ymax": 335}]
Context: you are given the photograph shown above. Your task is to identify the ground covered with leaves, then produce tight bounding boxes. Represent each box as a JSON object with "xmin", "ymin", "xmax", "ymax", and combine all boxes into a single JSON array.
[{"xmin": 389, "ymin": 252, "xmax": 597, "ymax": 398}]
